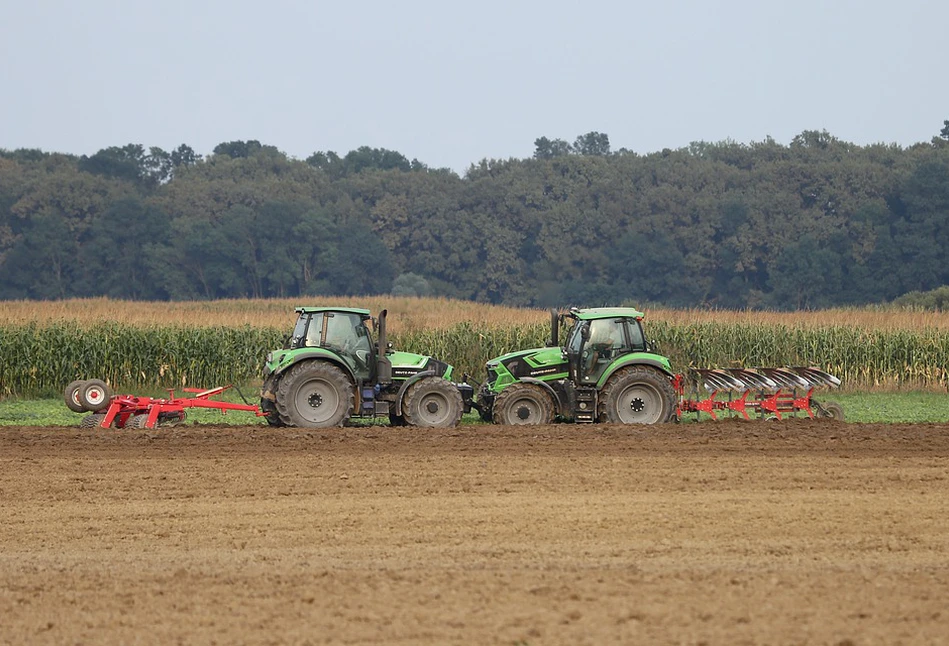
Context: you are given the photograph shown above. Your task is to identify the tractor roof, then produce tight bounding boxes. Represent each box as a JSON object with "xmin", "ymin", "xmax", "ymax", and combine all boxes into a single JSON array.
[
  {"xmin": 295, "ymin": 306, "xmax": 371, "ymax": 317},
  {"xmin": 570, "ymin": 307, "xmax": 645, "ymax": 321}
]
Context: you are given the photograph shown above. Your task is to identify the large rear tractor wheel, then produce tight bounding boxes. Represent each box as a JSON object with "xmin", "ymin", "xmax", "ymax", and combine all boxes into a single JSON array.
[
  {"xmin": 402, "ymin": 377, "xmax": 463, "ymax": 428},
  {"xmin": 78, "ymin": 379, "xmax": 113, "ymax": 412},
  {"xmin": 492, "ymin": 383, "xmax": 555, "ymax": 425},
  {"xmin": 64, "ymin": 380, "xmax": 87, "ymax": 413},
  {"xmin": 275, "ymin": 361, "xmax": 354, "ymax": 428},
  {"xmin": 598, "ymin": 366, "xmax": 676, "ymax": 425}
]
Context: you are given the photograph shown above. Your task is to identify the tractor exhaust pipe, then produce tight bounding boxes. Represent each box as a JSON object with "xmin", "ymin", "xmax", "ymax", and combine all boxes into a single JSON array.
[
  {"xmin": 376, "ymin": 309, "xmax": 392, "ymax": 384},
  {"xmin": 548, "ymin": 309, "xmax": 560, "ymax": 347}
]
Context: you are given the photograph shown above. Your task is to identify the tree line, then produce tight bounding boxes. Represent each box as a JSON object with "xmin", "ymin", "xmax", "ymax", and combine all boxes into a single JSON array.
[{"xmin": 2, "ymin": 125, "xmax": 949, "ymax": 309}]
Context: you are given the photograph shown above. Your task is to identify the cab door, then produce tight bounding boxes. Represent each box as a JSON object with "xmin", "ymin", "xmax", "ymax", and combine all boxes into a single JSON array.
[{"xmin": 580, "ymin": 318, "xmax": 631, "ymax": 384}]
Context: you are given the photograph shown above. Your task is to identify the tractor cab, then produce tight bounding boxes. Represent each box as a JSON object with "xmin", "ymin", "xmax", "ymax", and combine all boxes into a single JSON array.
[
  {"xmin": 563, "ymin": 308, "xmax": 649, "ymax": 385},
  {"xmin": 288, "ymin": 308, "xmax": 377, "ymax": 380}
]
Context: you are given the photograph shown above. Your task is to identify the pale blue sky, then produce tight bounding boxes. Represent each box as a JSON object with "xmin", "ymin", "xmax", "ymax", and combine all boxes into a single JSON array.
[{"xmin": 2, "ymin": 0, "xmax": 947, "ymax": 172}]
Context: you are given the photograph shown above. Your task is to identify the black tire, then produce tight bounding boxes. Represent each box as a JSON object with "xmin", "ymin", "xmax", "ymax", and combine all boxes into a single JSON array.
[
  {"xmin": 492, "ymin": 383, "xmax": 555, "ymax": 425},
  {"xmin": 260, "ymin": 398, "xmax": 286, "ymax": 427},
  {"xmin": 598, "ymin": 366, "xmax": 676, "ymax": 425},
  {"xmin": 78, "ymin": 379, "xmax": 113, "ymax": 412},
  {"xmin": 80, "ymin": 413, "xmax": 108, "ymax": 428},
  {"xmin": 64, "ymin": 380, "xmax": 87, "ymax": 413},
  {"xmin": 402, "ymin": 377, "xmax": 463, "ymax": 428},
  {"xmin": 816, "ymin": 400, "xmax": 845, "ymax": 421},
  {"xmin": 125, "ymin": 414, "xmax": 150, "ymax": 429},
  {"xmin": 158, "ymin": 411, "xmax": 187, "ymax": 426},
  {"xmin": 275, "ymin": 361, "xmax": 354, "ymax": 428},
  {"xmin": 388, "ymin": 413, "xmax": 407, "ymax": 427}
]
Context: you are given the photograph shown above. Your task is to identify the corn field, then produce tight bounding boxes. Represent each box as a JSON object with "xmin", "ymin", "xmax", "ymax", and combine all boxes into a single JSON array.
[{"xmin": 2, "ymin": 318, "xmax": 949, "ymax": 397}]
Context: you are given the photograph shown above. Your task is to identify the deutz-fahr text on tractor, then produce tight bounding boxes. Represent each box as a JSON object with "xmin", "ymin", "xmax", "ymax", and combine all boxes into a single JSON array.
[{"xmin": 260, "ymin": 307, "xmax": 474, "ymax": 428}]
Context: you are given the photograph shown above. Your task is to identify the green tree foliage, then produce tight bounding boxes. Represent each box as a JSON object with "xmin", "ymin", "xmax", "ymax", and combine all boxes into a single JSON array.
[
  {"xmin": 306, "ymin": 146, "xmax": 422, "ymax": 179},
  {"xmin": 3, "ymin": 132, "xmax": 949, "ymax": 309},
  {"xmin": 892, "ymin": 285, "xmax": 949, "ymax": 310},
  {"xmin": 391, "ymin": 273, "xmax": 433, "ymax": 297}
]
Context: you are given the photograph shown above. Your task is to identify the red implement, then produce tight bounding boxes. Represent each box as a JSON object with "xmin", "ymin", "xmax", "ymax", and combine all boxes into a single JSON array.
[{"xmin": 89, "ymin": 385, "xmax": 264, "ymax": 429}]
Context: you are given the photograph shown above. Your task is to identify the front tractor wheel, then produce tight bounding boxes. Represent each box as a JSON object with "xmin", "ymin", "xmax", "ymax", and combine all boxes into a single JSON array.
[
  {"xmin": 275, "ymin": 361, "xmax": 354, "ymax": 428},
  {"xmin": 493, "ymin": 383, "xmax": 555, "ymax": 425},
  {"xmin": 402, "ymin": 377, "xmax": 463, "ymax": 428},
  {"xmin": 598, "ymin": 366, "xmax": 676, "ymax": 425}
]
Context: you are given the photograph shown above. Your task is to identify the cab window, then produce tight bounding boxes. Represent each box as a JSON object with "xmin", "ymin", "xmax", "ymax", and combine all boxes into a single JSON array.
[{"xmin": 304, "ymin": 313, "xmax": 324, "ymax": 347}]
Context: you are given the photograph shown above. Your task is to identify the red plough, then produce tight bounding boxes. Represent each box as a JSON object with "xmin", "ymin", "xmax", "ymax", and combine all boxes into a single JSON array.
[
  {"xmin": 676, "ymin": 366, "xmax": 844, "ymax": 421},
  {"xmin": 65, "ymin": 379, "xmax": 265, "ymax": 429}
]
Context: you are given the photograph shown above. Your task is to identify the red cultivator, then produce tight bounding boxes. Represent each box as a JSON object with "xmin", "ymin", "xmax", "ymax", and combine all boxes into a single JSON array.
[
  {"xmin": 676, "ymin": 366, "xmax": 843, "ymax": 421},
  {"xmin": 65, "ymin": 379, "xmax": 264, "ymax": 429}
]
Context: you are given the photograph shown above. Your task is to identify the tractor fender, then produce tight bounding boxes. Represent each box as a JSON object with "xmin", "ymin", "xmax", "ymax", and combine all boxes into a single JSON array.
[
  {"xmin": 519, "ymin": 377, "xmax": 568, "ymax": 417},
  {"xmin": 596, "ymin": 358, "xmax": 675, "ymax": 389},
  {"xmin": 393, "ymin": 370, "xmax": 439, "ymax": 416},
  {"xmin": 271, "ymin": 350, "xmax": 357, "ymax": 382}
]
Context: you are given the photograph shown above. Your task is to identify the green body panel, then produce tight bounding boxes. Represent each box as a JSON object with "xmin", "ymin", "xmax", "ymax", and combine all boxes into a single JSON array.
[
  {"xmin": 389, "ymin": 350, "xmax": 453, "ymax": 380},
  {"xmin": 593, "ymin": 352, "xmax": 674, "ymax": 388},
  {"xmin": 489, "ymin": 346, "xmax": 564, "ymax": 368},
  {"xmin": 484, "ymin": 346, "xmax": 569, "ymax": 393}
]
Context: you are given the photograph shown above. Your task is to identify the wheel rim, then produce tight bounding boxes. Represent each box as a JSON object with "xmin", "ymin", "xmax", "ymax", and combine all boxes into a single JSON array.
[
  {"xmin": 294, "ymin": 377, "xmax": 341, "ymax": 424},
  {"xmin": 505, "ymin": 396, "xmax": 544, "ymax": 424},
  {"xmin": 414, "ymin": 391, "xmax": 452, "ymax": 426},
  {"xmin": 614, "ymin": 383, "xmax": 664, "ymax": 424},
  {"xmin": 85, "ymin": 386, "xmax": 107, "ymax": 408}
]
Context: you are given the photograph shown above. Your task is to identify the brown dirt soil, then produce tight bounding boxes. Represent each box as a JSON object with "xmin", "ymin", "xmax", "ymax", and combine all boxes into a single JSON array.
[{"xmin": 2, "ymin": 420, "xmax": 949, "ymax": 645}]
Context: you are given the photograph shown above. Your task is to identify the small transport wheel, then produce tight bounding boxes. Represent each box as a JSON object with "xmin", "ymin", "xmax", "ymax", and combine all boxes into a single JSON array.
[
  {"xmin": 64, "ymin": 380, "xmax": 87, "ymax": 413},
  {"xmin": 598, "ymin": 366, "xmax": 676, "ymax": 424},
  {"xmin": 78, "ymin": 379, "xmax": 113, "ymax": 412},
  {"xmin": 816, "ymin": 400, "xmax": 845, "ymax": 421},
  {"xmin": 388, "ymin": 413, "xmax": 407, "ymax": 427},
  {"xmin": 402, "ymin": 377, "xmax": 463, "ymax": 428},
  {"xmin": 275, "ymin": 361, "xmax": 354, "ymax": 427},
  {"xmin": 80, "ymin": 413, "xmax": 109, "ymax": 428},
  {"xmin": 492, "ymin": 383, "xmax": 555, "ymax": 425}
]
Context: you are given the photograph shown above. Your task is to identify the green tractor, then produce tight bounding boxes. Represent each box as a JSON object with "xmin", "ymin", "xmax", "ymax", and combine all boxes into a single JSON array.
[
  {"xmin": 476, "ymin": 307, "xmax": 677, "ymax": 425},
  {"xmin": 260, "ymin": 307, "xmax": 473, "ymax": 428}
]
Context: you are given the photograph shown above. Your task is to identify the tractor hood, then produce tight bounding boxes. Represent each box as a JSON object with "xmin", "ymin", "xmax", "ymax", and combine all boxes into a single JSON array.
[
  {"xmin": 484, "ymin": 345, "xmax": 568, "ymax": 392},
  {"xmin": 487, "ymin": 346, "xmax": 563, "ymax": 368},
  {"xmin": 388, "ymin": 351, "xmax": 454, "ymax": 380}
]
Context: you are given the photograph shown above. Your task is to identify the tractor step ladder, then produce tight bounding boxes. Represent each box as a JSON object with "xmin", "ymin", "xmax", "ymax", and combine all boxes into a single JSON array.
[{"xmin": 574, "ymin": 387, "xmax": 598, "ymax": 423}]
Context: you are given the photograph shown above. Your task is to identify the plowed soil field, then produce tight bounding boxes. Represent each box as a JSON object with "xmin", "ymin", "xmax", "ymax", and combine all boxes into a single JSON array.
[{"xmin": 2, "ymin": 420, "xmax": 949, "ymax": 645}]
